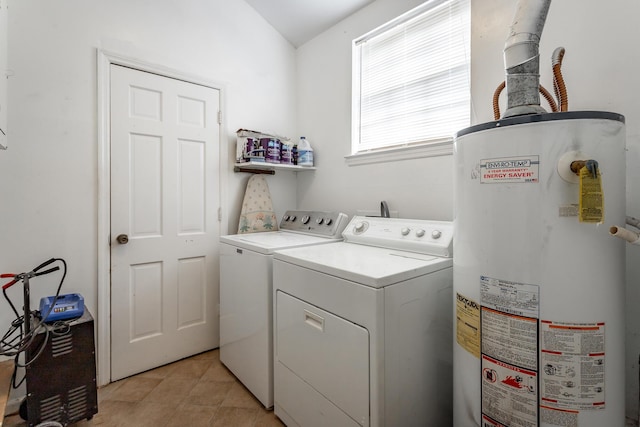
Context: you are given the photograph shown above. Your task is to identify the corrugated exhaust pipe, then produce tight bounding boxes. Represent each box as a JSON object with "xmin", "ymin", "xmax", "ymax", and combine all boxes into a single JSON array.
[{"xmin": 503, "ymin": 0, "xmax": 552, "ymax": 118}]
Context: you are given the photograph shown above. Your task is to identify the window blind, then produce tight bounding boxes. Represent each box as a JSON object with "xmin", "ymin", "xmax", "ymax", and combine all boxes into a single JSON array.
[{"xmin": 352, "ymin": 0, "xmax": 470, "ymax": 153}]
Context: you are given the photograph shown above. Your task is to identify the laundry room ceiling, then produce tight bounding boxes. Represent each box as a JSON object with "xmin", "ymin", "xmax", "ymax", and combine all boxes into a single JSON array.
[{"xmin": 245, "ymin": 0, "xmax": 375, "ymax": 47}]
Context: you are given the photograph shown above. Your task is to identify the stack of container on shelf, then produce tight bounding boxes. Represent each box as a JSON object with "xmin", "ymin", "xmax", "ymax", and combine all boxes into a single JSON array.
[
  {"xmin": 235, "ymin": 129, "xmax": 314, "ymax": 169},
  {"xmin": 236, "ymin": 129, "xmax": 273, "ymax": 163}
]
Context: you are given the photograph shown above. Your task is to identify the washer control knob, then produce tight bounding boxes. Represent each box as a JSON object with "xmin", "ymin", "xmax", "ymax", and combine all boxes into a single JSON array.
[
  {"xmin": 432, "ymin": 230, "xmax": 442, "ymax": 239},
  {"xmin": 289, "ymin": 215, "xmax": 297, "ymax": 222},
  {"xmin": 354, "ymin": 222, "xmax": 367, "ymax": 233},
  {"xmin": 316, "ymin": 217, "xmax": 324, "ymax": 225},
  {"xmin": 283, "ymin": 215, "xmax": 290, "ymax": 221},
  {"xmin": 401, "ymin": 227, "xmax": 410, "ymax": 236},
  {"xmin": 325, "ymin": 218, "xmax": 333, "ymax": 226},
  {"xmin": 416, "ymin": 229, "xmax": 425, "ymax": 238},
  {"xmin": 301, "ymin": 215, "xmax": 310, "ymax": 224}
]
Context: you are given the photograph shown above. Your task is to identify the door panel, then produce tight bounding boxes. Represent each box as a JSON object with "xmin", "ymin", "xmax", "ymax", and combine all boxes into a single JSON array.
[
  {"xmin": 177, "ymin": 256, "xmax": 206, "ymax": 328},
  {"xmin": 130, "ymin": 261, "xmax": 163, "ymax": 341},
  {"xmin": 130, "ymin": 133, "xmax": 162, "ymax": 237},
  {"xmin": 178, "ymin": 139, "xmax": 206, "ymax": 233},
  {"xmin": 110, "ymin": 64, "xmax": 220, "ymax": 381}
]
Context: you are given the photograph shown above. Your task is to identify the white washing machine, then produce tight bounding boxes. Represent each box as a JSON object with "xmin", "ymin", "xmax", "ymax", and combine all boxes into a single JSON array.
[
  {"xmin": 272, "ymin": 216, "xmax": 453, "ymax": 427},
  {"xmin": 219, "ymin": 210, "xmax": 349, "ymax": 408}
]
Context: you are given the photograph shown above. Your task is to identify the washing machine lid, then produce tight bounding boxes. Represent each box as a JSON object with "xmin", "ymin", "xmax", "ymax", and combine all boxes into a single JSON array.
[
  {"xmin": 220, "ymin": 231, "xmax": 341, "ymax": 255},
  {"xmin": 274, "ymin": 241, "xmax": 452, "ymax": 288}
]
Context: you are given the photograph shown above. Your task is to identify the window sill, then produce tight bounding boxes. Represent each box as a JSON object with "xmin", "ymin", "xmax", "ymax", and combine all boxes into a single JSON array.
[{"xmin": 345, "ymin": 138, "xmax": 453, "ymax": 166}]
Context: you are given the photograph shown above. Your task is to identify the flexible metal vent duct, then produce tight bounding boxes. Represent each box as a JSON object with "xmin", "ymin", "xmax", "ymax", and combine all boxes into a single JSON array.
[{"xmin": 503, "ymin": 0, "xmax": 552, "ymax": 117}]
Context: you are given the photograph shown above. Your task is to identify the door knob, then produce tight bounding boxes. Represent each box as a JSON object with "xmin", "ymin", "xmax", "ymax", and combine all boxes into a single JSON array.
[{"xmin": 116, "ymin": 234, "xmax": 129, "ymax": 244}]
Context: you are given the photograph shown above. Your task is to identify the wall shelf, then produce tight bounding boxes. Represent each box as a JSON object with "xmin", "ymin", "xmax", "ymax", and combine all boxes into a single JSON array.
[{"xmin": 234, "ymin": 161, "xmax": 316, "ymax": 174}]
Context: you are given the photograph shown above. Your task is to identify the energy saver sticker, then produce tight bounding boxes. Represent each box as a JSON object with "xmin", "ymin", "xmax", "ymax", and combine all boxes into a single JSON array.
[{"xmin": 481, "ymin": 156, "xmax": 539, "ymax": 184}]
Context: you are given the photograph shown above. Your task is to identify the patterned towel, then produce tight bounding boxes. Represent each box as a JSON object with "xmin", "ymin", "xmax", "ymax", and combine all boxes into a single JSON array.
[{"xmin": 237, "ymin": 175, "xmax": 278, "ymax": 233}]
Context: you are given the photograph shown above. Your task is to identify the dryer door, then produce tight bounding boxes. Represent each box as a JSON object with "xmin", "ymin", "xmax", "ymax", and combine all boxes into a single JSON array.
[{"xmin": 276, "ymin": 290, "xmax": 369, "ymax": 426}]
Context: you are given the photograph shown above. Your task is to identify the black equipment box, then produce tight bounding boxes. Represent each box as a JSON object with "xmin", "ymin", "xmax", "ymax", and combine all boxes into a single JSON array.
[{"xmin": 23, "ymin": 309, "xmax": 98, "ymax": 426}]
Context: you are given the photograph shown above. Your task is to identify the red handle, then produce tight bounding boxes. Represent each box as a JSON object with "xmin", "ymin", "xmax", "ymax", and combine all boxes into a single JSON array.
[
  {"xmin": 2, "ymin": 279, "xmax": 17, "ymax": 290},
  {"xmin": 1, "ymin": 273, "xmax": 17, "ymax": 290}
]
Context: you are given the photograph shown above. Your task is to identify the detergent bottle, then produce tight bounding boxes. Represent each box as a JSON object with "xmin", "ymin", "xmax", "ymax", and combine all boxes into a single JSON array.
[{"xmin": 297, "ymin": 136, "xmax": 314, "ymax": 167}]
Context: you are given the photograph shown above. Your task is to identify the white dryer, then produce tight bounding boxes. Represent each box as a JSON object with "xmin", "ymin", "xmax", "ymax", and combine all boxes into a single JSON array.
[
  {"xmin": 273, "ymin": 216, "xmax": 453, "ymax": 427},
  {"xmin": 219, "ymin": 210, "xmax": 349, "ymax": 408}
]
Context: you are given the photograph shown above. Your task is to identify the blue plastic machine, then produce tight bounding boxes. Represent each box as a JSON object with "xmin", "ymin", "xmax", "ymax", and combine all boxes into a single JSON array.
[{"xmin": 39, "ymin": 293, "xmax": 85, "ymax": 322}]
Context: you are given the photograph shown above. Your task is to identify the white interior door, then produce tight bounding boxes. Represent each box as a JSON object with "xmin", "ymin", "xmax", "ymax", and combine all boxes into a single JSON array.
[{"xmin": 110, "ymin": 64, "xmax": 220, "ymax": 381}]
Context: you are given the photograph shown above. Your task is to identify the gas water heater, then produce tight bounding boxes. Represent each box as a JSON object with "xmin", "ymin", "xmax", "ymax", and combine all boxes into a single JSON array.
[
  {"xmin": 453, "ymin": 112, "xmax": 626, "ymax": 427},
  {"xmin": 452, "ymin": 1, "xmax": 626, "ymax": 426}
]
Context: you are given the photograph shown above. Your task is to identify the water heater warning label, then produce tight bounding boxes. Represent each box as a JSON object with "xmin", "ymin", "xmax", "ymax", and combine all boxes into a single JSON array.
[
  {"xmin": 481, "ymin": 355, "xmax": 538, "ymax": 427},
  {"xmin": 456, "ymin": 293, "xmax": 480, "ymax": 358},
  {"xmin": 541, "ymin": 320, "xmax": 606, "ymax": 411},
  {"xmin": 480, "ymin": 276, "xmax": 540, "ymax": 427},
  {"xmin": 480, "ymin": 155, "xmax": 539, "ymax": 184}
]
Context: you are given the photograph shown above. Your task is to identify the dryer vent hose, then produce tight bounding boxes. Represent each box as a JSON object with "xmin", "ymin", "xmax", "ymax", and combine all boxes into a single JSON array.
[
  {"xmin": 493, "ymin": 46, "xmax": 568, "ymax": 120},
  {"xmin": 493, "ymin": 82, "xmax": 558, "ymax": 120}
]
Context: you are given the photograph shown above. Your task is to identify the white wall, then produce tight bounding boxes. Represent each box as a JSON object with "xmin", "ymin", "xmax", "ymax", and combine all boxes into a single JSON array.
[
  {"xmin": 295, "ymin": 0, "xmax": 452, "ymax": 221},
  {"xmin": 296, "ymin": 0, "xmax": 640, "ymax": 420},
  {"xmin": 0, "ymin": 1, "xmax": 7, "ymax": 150},
  {"xmin": 0, "ymin": 0, "xmax": 297, "ymax": 361}
]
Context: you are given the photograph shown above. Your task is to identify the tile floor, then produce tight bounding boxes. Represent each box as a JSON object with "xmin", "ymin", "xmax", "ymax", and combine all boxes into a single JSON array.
[
  {"xmin": 2, "ymin": 349, "xmax": 284, "ymax": 427},
  {"xmin": 3, "ymin": 352, "xmax": 639, "ymax": 427}
]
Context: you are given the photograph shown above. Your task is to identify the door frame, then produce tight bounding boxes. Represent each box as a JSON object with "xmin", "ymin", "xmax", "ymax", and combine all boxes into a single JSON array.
[{"xmin": 97, "ymin": 49, "xmax": 229, "ymax": 386}]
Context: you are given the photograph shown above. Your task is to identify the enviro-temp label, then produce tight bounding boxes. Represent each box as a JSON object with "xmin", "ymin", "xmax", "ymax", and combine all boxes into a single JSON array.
[{"xmin": 480, "ymin": 155, "xmax": 539, "ymax": 184}]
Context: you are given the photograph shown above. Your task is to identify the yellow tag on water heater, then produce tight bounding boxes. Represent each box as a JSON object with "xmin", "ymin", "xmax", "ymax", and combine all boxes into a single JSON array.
[{"xmin": 579, "ymin": 166, "xmax": 604, "ymax": 223}]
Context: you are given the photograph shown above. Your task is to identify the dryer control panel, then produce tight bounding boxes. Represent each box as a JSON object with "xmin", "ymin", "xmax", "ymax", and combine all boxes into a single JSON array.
[
  {"xmin": 343, "ymin": 216, "xmax": 453, "ymax": 257},
  {"xmin": 279, "ymin": 210, "xmax": 350, "ymax": 238}
]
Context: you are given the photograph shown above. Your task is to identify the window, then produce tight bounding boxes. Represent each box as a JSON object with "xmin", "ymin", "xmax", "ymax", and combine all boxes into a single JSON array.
[{"xmin": 350, "ymin": 0, "xmax": 470, "ymax": 163}]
